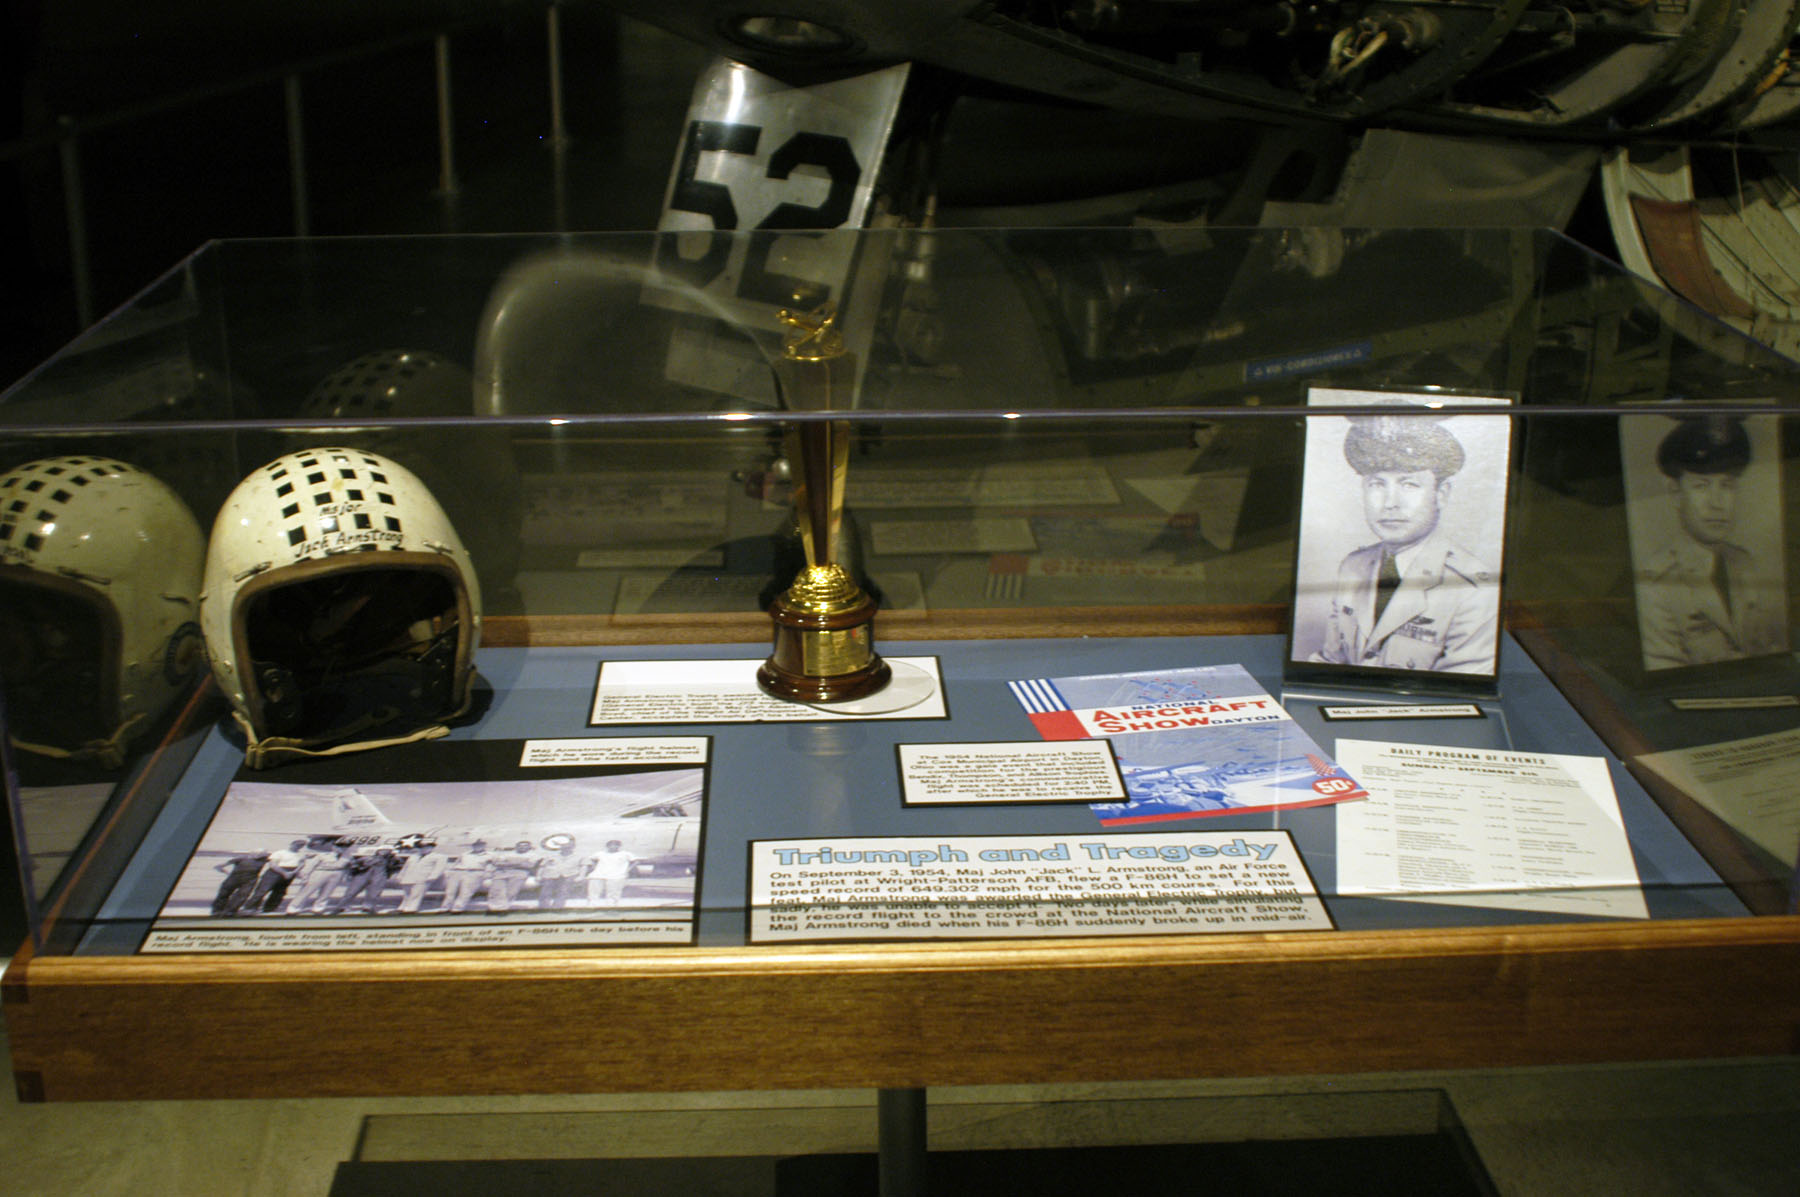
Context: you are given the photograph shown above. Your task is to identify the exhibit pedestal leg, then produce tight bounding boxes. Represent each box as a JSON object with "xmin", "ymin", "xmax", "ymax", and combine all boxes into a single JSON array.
[{"xmin": 878, "ymin": 1087, "xmax": 928, "ymax": 1197}]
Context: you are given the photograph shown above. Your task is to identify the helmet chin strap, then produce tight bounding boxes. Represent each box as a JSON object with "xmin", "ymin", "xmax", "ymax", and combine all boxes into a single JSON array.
[
  {"xmin": 234, "ymin": 685, "xmax": 474, "ymax": 769},
  {"xmin": 238, "ymin": 710, "xmax": 449, "ymax": 770},
  {"xmin": 11, "ymin": 712, "xmax": 145, "ymax": 770}
]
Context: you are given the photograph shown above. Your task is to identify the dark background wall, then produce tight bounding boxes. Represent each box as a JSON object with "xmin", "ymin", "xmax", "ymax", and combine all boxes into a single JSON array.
[
  {"xmin": 2, "ymin": 6, "xmax": 707, "ymax": 390},
  {"xmin": 0, "ymin": 6, "xmax": 711, "ymax": 950}
]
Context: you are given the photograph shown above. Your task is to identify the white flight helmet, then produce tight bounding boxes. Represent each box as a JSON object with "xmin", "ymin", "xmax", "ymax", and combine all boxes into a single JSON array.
[
  {"xmin": 297, "ymin": 349, "xmax": 523, "ymax": 607},
  {"xmin": 0, "ymin": 456, "xmax": 206, "ymax": 766},
  {"xmin": 200, "ymin": 447, "xmax": 481, "ymax": 768}
]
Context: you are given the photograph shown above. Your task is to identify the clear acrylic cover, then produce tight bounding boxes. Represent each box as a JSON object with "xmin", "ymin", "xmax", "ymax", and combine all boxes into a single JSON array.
[{"xmin": 1, "ymin": 226, "xmax": 1796, "ymax": 956}]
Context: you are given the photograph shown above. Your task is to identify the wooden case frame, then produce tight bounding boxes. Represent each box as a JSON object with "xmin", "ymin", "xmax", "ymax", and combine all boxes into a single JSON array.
[{"xmin": 8, "ymin": 608, "xmax": 1800, "ymax": 1103}]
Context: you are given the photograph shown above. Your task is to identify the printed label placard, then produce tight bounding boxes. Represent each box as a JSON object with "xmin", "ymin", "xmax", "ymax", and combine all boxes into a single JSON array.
[
  {"xmin": 749, "ymin": 831, "xmax": 1330, "ymax": 941},
  {"xmin": 897, "ymin": 740, "xmax": 1125, "ymax": 807}
]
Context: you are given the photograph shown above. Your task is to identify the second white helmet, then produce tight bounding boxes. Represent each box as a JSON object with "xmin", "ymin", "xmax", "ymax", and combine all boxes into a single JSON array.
[{"xmin": 0, "ymin": 456, "xmax": 205, "ymax": 765}]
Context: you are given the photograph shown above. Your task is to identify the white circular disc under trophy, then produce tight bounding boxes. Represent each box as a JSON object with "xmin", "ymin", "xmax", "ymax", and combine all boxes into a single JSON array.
[{"xmin": 805, "ymin": 659, "xmax": 937, "ymax": 716}]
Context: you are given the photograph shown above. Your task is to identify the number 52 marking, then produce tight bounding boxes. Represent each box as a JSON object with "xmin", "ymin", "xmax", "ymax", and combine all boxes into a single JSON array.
[{"xmin": 660, "ymin": 118, "xmax": 863, "ymax": 307}]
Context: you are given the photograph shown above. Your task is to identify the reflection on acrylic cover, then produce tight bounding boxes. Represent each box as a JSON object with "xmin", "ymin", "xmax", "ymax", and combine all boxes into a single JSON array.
[
  {"xmin": 1290, "ymin": 388, "xmax": 1512, "ymax": 682},
  {"xmin": 1620, "ymin": 413, "xmax": 1790, "ymax": 674},
  {"xmin": 145, "ymin": 740, "xmax": 704, "ymax": 951}
]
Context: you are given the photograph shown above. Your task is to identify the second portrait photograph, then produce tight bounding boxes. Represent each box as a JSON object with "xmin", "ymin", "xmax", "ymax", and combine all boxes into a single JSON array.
[{"xmin": 1621, "ymin": 412, "xmax": 1790, "ymax": 677}]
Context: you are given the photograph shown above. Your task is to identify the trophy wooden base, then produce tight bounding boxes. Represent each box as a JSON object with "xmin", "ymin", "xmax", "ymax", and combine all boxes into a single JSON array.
[{"xmin": 757, "ymin": 588, "xmax": 892, "ymax": 704}]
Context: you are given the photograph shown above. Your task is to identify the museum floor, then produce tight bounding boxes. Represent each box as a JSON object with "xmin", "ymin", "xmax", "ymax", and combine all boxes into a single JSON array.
[{"xmin": 0, "ymin": 992, "xmax": 1796, "ymax": 1197}]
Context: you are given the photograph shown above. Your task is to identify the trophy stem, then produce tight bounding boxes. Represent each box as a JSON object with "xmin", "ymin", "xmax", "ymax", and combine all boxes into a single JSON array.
[{"xmin": 793, "ymin": 420, "xmax": 846, "ymax": 570}]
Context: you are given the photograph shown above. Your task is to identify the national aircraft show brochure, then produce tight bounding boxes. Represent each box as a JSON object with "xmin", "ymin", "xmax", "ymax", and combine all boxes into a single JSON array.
[{"xmin": 1009, "ymin": 665, "xmax": 1367, "ymax": 825}]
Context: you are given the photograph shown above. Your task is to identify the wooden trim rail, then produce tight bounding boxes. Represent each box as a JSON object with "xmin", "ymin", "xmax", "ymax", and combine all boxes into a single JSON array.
[{"xmin": 8, "ymin": 917, "xmax": 1800, "ymax": 1101}]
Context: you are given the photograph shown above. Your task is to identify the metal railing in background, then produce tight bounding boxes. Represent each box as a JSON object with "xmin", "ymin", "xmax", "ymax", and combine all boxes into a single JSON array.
[{"xmin": 2, "ymin": 6, "xmax": 580, "ymax": 336}]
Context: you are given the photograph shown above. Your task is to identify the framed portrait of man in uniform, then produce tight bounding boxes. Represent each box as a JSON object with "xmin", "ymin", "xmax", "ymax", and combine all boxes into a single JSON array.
[
  {"xmin": 1621, "ymin": 413, "xmax": 1789, "ymax": 677},
  {"xmin": 1288, "ymin": 387, "xmax": 1514, "ymax": 692}
]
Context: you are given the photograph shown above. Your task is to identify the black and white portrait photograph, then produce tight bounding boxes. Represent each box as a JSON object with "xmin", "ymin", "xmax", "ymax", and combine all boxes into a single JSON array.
[
  {"xmin": 1622, "ymin": 413, "xmax": 1790, "ymax": 675},
  {"xmin": 142, "ymin": 738, "xmax": 706, "ymax": 952},
  {"xmin": 1289, "ymin": 388, "xmax": 1513, "ymax": 686}
]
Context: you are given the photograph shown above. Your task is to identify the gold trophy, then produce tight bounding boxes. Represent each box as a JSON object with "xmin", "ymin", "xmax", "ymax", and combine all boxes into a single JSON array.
[{"xmin": 756, "ymin": 305, "xmax": 892, "ymax": 703}]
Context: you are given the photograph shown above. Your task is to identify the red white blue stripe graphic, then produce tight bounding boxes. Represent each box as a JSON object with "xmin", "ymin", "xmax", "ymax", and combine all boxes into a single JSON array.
[{"xmin": 1008, "ymin": 678, "xmax": 1086, "ymax": 740}]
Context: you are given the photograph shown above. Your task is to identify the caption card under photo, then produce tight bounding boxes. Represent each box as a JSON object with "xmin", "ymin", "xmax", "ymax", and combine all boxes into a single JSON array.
[
  {"xmin": 520, "ymin": 738, "xmax": 710, "ymax": 767},
  {"xmin": 143, "ymin": 918, "xmax": 684, "ymax": 954},
  {"xmin": 1319, "ymin": 703, "xmax": 1485, "ymax": 722},
  {"xmin": 749, "ymin": 831, "xmax": 1330, "ymax": 942},
  {"xmin": 591, "ymin": 657, "xmax": 946, "ymax": 724}
]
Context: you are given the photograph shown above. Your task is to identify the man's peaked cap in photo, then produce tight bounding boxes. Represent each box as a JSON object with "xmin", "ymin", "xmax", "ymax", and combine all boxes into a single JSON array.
[
  {"xmin": 1656, "ymin": 416, "xmax": 1750, "ymax": 479},
  {"xmin": 1343, "ymin": 414, "xmax": 1465, "ymax": 479}
]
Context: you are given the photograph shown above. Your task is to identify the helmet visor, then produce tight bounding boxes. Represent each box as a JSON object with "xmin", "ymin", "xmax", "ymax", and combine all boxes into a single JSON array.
[
  {"xmin": 238, "ymin": 560, "xmax": 469, "ymax": 746},
  {"xmin": 0, "ymin": 573, "xmax": 117, "ymax": 750}
]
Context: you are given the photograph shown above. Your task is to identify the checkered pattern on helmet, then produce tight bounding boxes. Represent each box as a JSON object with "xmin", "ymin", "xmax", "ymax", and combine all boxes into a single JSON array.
[
  {"xmin": 262, "ymin": 449, "xmax": 404, "ymax": 551},
  {"xmin": 301, "ymin": 350, "xmax": 470, "ymax": 422},
  {"xmin": 306, "ymin": 351, "xmax": 419, "ymax": 416},
  {"xmin": 0, "ymin": 457, "xmax": 131, "ymax": 553}
]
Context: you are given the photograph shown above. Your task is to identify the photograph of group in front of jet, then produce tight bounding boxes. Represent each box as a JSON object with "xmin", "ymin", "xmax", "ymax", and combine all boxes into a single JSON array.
[{"xmin": 143, "ymin": 741, "xmax": 704, "ymax": 951}]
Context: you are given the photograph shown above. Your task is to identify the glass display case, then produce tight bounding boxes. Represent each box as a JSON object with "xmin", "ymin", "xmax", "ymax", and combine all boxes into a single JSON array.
[{"xmin": 2, "ymin": 226, "xmax": 1797, "ymax": 1102}]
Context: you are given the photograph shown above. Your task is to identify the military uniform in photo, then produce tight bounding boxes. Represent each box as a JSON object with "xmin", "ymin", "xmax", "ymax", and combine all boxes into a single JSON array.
[
  {"xmin": 395, "ymin": 847, "xmax": 449, "ymax": 913},
  {"xmin": 1639, "ymin": 540, "xmax": 1785, "ymax": 669},
  {"xmin": 1636, "ymin": 416, "xmax": 1790, "ymax": 670},
  {"xmin": 1310, "ymin": 415, "xmax": 1500, "ymax": 675},
  {"xmin": 441, "ymin": 842, "xmax": 495, "ymax": 913},
  {"xmin": 289, "ymin": 844, "xmax": 355, "ymax": 913},
  {"xmin": 1318, "ymin": 532, "xmax": 1498, "ymax": 672},
  {"xmin": 485, "ymin": 842, "xmax": 543, "ymax": 912}
]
